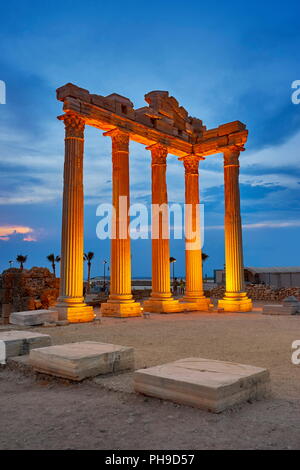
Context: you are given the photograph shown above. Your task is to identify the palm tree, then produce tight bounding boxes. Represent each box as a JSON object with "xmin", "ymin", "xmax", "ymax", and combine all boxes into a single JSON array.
[
  {"xmin": 16, "ymin": 255, "xmax": 27, "ymax": 270},
  {"xmin": 202, "ymin": 252, "xmax": 209, "ymax": 280},
  {"xmin": 84, "ymin": 252, "xmax": 94, "ymax": 294},
  {"xmin": 47, "ymin": 253, "xmax": 61, "ymax": 277}
]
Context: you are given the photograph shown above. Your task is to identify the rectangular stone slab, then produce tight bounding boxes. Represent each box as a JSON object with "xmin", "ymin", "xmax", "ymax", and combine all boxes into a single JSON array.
[
  {"xmin": 134, "ymin": 357, "xmax": 270, "ymax": 413},
  {"xmin": 263, "ymin": 305, "xmax": 298, "ymax": 315},
  {"xmin": 0, "ymin": 331, "xmax": 51, "ymax": 360},
  {"xmin": 29, "ymin": 341, "xmax": 134, "ymax": 381},
  {"xmin": 10, "ymin": 309, "xmax": 58, "ymax": 326}
]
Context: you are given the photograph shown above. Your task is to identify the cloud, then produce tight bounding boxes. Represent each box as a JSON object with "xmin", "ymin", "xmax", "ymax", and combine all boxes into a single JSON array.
[
  {"xmin": 242, "ymin": 130, "xmax": 300, "ymax": 169},
  {"xmin": 23, "ymin": 235, "xmax": 37, "ymax": 242},
  {"xmin": 0, "ymin": 225, "xmax": 32, "ymax": 236},
  {"xmin": 206, "ymin": 220, "xmax": 300, "ymax": 230},
  {"xmin": 0, "ymin": 225, "xmax": 37, "ymax": 242},
  {"xmin": 0, "ymin": 60, "xmax": 299, "ymax": 209},
  {"xmin": 243, "ymin": 221, "xmax": 300, "ymax": 229}
]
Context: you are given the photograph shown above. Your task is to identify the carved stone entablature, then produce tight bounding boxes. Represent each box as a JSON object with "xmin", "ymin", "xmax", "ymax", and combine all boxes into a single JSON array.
[
  {"xmin": 57, "ymin": 83, "xmax": 135, "ymax": 118},
  {"xmin": 143, "ymin": 91, "xmax": 206, "ymax": 141},
  {"xmin": 194, "ymin": 122, "xmax": 248, "ymax": 157},
  {"xmin": 104, "ymin": 93, "xmax": 135, "ymax": 119},
  {"xmin": 56, "ymin": 83, "xmax": 249, "ymax": 158}
]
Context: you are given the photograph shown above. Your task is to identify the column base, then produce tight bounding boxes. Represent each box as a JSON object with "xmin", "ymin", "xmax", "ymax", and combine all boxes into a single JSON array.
[
  {"xmin": 181, "ymin": 296, "xmax": 211, "ymax": 311},
  {"xmin": 100, "ymin": 300, "xmax": 142, "ymax": 318},
  {"xmin": 55, "ymin": 303, "xmax": 95, "ymax": 323},
  {"xmin": 218, "ymin": 293, "xmax": 253, "ymax": 312},
  {"xmin": 143, "ymin": 297, "xmax": 183, "ymax": 313}
]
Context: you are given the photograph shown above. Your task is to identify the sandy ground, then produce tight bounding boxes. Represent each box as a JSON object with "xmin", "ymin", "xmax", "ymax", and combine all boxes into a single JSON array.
[{"xmin": 1, "ymin": 304, "xmax": 300, "ymax": 450}]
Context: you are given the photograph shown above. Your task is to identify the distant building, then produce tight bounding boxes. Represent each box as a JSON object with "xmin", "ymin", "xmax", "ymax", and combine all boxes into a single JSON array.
[{"xmin": 214, "ymin": 267, "xmax": 300, "ymax": 288}]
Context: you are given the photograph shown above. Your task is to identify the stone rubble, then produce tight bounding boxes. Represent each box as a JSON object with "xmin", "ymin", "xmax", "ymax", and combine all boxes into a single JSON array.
[
  {"xmin": 206, "ymin": 284, "xmax": 300, "ymax": 302},
  {"xmin": 0, "ymin": 267, "xmax": 59, "ymax": 324}
]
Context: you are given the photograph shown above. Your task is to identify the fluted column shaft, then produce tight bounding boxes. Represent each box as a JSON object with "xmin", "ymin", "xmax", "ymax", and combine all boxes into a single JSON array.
[
  {"xmin": 149, "ymin": 144, "xmax": 172, "ymax": 300},
  {"xmin": 106, "ymin": 129, "xmax": 133, "ymax": 302},
  {"xmin": 180, "ymin": 155, "xmax": 206, "ymax": 301},
  {"xmin": 218, "ymin": 147, "xmax": 252, "ymax": 312},
  {"xmin": 58, "ymin": 114, "xmax": 85, "ymax": 304},
  {"xmin": 223, "ymin": 148, "xmax": 245, "ymax": 295}
]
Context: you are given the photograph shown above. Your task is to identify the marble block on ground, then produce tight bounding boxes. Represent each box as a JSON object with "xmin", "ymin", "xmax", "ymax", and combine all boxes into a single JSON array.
[
  {"xmin": 283, "ymin": 296, "xmax": 300, "ymax": 309},
  {"xmin": 263, "ymin": 304, "xmax": 298, "ymax": 315},
  {"xmin": 0, "ymin": 331, "xmax": 51, "ymax": 361},
  {"xmin": 29, "ymin": 341, "xmax": 134, "ymax": 381},
  {"xmin": 134, "ymin": 357, "xmax": 270, "ymax": 413},
  {"xmin": 10, "ymin": 309, "xmax": 58, "ymax": 326}
]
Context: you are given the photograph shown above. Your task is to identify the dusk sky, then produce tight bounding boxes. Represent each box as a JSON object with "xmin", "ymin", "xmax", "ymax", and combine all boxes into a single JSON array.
[{"xmin": 1, "ymin": 0, "xmax": 300, "ymax": 279}]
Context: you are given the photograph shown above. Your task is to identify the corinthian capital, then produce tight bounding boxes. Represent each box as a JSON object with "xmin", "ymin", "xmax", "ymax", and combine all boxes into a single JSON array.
[
  {"xmin": 147, "ymin": 143, "xmax": 168, "ymax": 165},
  {"xmin": 179, "ymin": 154, "xmax": 205, "ymax": 174},
  {"xmin": 64, "ymin": 113, "xmax": 85, "ymax": 139},
  {"xmin": 104, "ymin": 128, "xmax": 130, "ymax": 151},
  {"xmin": 224, "ymin": 145, "xmax": 245, "ymax": 166}
]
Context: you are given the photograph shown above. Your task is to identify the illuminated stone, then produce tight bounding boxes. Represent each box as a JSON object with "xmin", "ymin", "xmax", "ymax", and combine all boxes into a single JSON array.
[
  {"xmin": 134, "ymin": 358, "xmax": 270, "ymax": 413},
  {"xmin": 143, "ymin": 144, "xmax": 181, "ymax": 314},
  {"xmin": 143, "ymin": 299, "xmax": 183, "ymax": 313},
  {"xmin": 218, "ymin": 148, "xmax": 252, "ymax": 312},
  {"xmin": 101, "ymin": 302, "xmax": 142, "ymax": 317},
  {"xmin": 55, "ymin": 113, "xmax": 94, "ymax": 323},
  {"xmin": 29, "ymin": 341, "xmax": 134, "ymax": 381},
  {"xmin": 100, "ymin": 129, "xmax": 141, "ymax": 318},
  {"xmin": 218, "ymin": 294, "xmax": 253, "ymax": 312},
  {"xmin": 56, "ymin": 84, "xmax": 251, "ymax": 319},
  {"xmin": 178, "ymin": 155, "xmax": 210, "ymax": 311}
]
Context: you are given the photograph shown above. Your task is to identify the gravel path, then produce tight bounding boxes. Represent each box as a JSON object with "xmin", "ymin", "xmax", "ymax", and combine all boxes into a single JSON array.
[{"xmin": 0, "ymin": 308, "xmax": 300, "ymax": 450}]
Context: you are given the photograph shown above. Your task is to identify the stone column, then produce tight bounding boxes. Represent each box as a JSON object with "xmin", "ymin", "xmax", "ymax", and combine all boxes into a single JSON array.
[
  {"xmin": 56, "ymin": 113, "xmax": 94, "ymax": 323},
  {"xmin": 143, "ymin": 143, "xmax": 180, "ymax": 313},
  {"xmin": 218, "ymin": 147, "xmax": 252, "ymax": 312},
  {"xmin": 100, "ymin": 128, "xmax": 141, "ymax": 317},
  {"xmin": 179, "ymin": 155, "xmax": 210, "ymax": 310}
]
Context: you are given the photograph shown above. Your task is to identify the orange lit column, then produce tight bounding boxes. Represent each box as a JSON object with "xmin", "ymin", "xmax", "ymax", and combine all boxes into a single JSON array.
[
  {"xmin": 100, "ymin": 128, "xmax": 141, "ymax": 317},
  {"xmin": 56, "ymin": 113, "xmax": 94, "ymax": 323},
  {"xmin": 143, "ymin": 144, "xmax": 181, "ymax": 313},
  {"xmin": 179, "ymin": 155, "xmax": 210, "ymax": 310},
  {"xmin": 218, "ymin": 147, "xmax": 252, "ymax": 312}
]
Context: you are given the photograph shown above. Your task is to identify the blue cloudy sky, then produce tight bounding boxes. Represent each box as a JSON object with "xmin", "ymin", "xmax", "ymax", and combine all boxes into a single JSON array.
[{"xmin": 0, "ymin": 0, "xmax": 300, "ymax": 278}]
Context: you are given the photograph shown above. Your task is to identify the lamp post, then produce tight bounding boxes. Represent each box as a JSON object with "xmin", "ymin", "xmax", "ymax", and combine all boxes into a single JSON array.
[
  {"xmin": 103, "ymin": 260, "xmax": 108, "ymax": 290},
  {"xmin": 9, "ymin": 260, "xmax": 13, "ymax": 268},
  {"xmin": 170, "ymin": 257, "xmax": 176, "ymax": 290}
]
